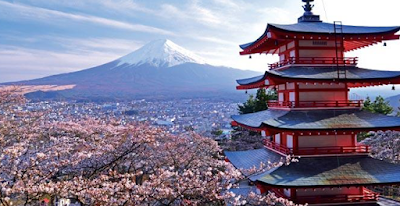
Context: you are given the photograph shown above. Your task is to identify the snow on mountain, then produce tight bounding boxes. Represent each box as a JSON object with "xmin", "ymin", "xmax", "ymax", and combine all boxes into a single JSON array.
[{"xmin": 116, "ymin": 39, "xmax": 206, "ymax": 68}]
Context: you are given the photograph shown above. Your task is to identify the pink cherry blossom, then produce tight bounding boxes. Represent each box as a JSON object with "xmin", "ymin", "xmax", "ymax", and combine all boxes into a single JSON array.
[{"xmin": 0, "ymin": 88, "xmax": 301, "ymax": 206}]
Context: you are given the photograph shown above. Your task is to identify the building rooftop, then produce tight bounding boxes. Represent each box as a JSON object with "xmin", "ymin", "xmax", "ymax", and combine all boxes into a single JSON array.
[
  {"xmin": 259, "ymin": 155, "xmax": 400, "ymax": 187},
  {"xmin": 240, "ymin": 23, "xmax": 400, "ymax": 51},
  {"xmin": 232, "ymin": 109, "xmax": 400, "ymax": 131},
  {"xmin": 271, "ymin": 22, "xmax": 400, "ymax": 35},
  {"xmin": 226, "ymin": 149, "xmax": 400, "ymax": 187},
  {"xmin": 236, "ymin": 66, "xmax": 400, "ymax": 88}
]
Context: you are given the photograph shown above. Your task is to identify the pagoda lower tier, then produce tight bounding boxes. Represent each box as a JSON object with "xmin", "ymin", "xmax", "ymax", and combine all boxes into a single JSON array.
[
  {"xmin": 225, "ymin": 149, "xmax": 400, "ymax": 205},
  {"xmin": 231, "ymin": 108, "xmax": 400, "ymax": 157}
]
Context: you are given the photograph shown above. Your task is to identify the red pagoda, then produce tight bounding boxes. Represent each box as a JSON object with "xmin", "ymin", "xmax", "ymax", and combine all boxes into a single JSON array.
[{"xmin": 226, "ymin": 1, "xmax": 400, "ymax": 205}]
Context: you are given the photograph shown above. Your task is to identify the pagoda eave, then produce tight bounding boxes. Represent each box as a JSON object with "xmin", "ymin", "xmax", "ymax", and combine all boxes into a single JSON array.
[
  {"xmin": 236, "ymin": 67, "xmax": 400, "ymax": 90},
  {"xmin": 257, "ymin": 156, "xmax": 400, "ymax": 188},
  {"xmin": 231, "ymin": 109, "xmax": 400, "ymax": 134},
  {"xmin": 240, "ymin": 34, "xmax": 400, "ymax": 55},
  {"xmin": 232, "ymin": 121, "xmax": 400, "ymax": 135},
  {"xmin": 226, "ymin": 151, "xmax": 400, "ymax": 188},
  {"xmin": 240, "ymin": 23, "xmax": 400, "ymax": 55},
  {"xmin": 257, "ymin": 181, "xmax": 400, "ymax": 189},
  {"xmin": 237, "ymin": 78, "xmax": 400, "ymax": 90}
]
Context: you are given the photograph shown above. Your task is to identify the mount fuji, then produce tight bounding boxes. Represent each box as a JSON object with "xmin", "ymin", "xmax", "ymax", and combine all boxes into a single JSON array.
[{"xmin": 8, "ymin": 39, "xmax": 260, "ymax": 101}]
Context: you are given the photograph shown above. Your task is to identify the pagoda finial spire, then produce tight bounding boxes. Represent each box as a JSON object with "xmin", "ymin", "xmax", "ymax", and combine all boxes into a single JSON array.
[
  {"xmin": 298, "ymin": 0, "xmax": 321, "ymax": 22},
  {"xmin": 302, "ymin": 0, "xmax": 315, "ymax": 15}
]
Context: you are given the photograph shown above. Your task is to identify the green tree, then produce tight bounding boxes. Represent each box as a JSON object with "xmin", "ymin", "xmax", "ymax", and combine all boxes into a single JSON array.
[
  {"xmin": 398, "ymin": 99, "xmax": 400, "ymax": 117},
  {"xmin": 211, "ymin": 129, "xmax": 223, "ymax": 136},
  {"xmin": 359, "ymin": 96, "xmax": 394, "ymax": 141},
  {"xmin": 363, "ymin": 96, "xmax": 372, "ymax": 109},
  {"xmin": 238, "ymin": 88, "xmax": 277, "ymax": 114},
  {"xmin": 363, "ymin": 96, "xmax": 394, "ymax": 115},
  {"xmin": 238, "ymin": 94, "xmax": 256, "ymax": 114}
]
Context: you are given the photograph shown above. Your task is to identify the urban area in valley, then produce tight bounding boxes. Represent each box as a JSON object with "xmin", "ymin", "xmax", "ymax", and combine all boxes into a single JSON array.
[{"xmin": 24, "ymin": 99, "xmax": 238, "ymax": 138}]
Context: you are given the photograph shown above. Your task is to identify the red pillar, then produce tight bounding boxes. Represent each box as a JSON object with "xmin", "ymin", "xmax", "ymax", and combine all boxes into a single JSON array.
[{"xmin": 295, "ymin": 82, "xmax": 300, "ymax": 107}]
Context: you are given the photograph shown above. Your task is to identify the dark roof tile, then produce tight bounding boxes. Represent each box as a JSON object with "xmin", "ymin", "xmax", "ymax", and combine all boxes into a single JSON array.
[
  {"xmin": 270, "ymin": 22, "xmax": 400, "ymax": 34},
  {"xmin": 258, "ymin": 156, "xmax": 400, "ymax": 187},
  {"xmin": 232, "ymin": 109, "xmax": 400, "ymax": 130},
  {"xmin": 236, "ymin": 66, "xmax": 400, "ymax": 86}
]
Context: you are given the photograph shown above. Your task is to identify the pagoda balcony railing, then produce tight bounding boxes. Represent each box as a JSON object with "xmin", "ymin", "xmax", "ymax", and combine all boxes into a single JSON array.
[
  {"xmin": 267, "ymin": 100, "xmax": 363, "ymax": 108},
  {"xmin": 263, "ymin": 139, "xmax": 370, "ymax": 156},
  {"xmin": 272, "ymin": 187, "xmax": 379, "ymax": 205},
  {"xmin": 269, "ymin": 57, "xmax": 358, "ymax": 70},
  {"xmin": 288, "ymin": 188, "xmax": 379, "ymax": 205},
  {"xmin": 263, "ymin": 139, "xmax": 292, "ymax": 155},
  {"xmin": 293, "ymin": 145, "xmax": 370, "ymax": 156}
]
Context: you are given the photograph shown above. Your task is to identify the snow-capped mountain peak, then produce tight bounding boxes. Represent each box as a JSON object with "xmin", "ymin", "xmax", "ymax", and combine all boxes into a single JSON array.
[{"xmin": 117, "ymin": 39, "xmax": 207, "ymax": 68}]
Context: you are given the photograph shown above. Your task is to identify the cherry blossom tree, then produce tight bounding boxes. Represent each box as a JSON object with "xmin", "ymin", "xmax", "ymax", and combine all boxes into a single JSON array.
[
  {"xmin": 220, "ymin": 130, "xmax": 265, "ymax": 151},
  {"xmin": 0, "ymin": 89, "xmax": 301, "ymax": 206},
  {"xmin": 362, "ymin": 131, "xmax": 400, "ymax": 163},
  {"xmin": 362, "ymin": 131, "xmax": 400, "ymax": 199}
]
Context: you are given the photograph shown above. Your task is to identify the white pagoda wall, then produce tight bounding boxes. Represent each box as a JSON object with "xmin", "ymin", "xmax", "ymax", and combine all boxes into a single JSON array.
[
  {"xmin": 276, "ymin": 83, "xmax": 348, "ymax": 103},
  {"xmin": 277, "ymin": 40, "xmax": 344, "ymax": 64},
  {"xmin": 298, "ymin": 91, "xmax": 346, "ymax": 102},
  {"xmin": 299, "ymin": 49, "xmax": 339, "ymax": 58},
  {"xmin": 298, "ymin": 40, "xmax": 343, "ymax": 58},
  {"xmin": 298, "ymin": 135, "xmax": 354, "ymax": 148},
  {"xmin": 298, "ymin": 83, "xmax": 347, "ymax": 102},
  {"xmin": 296, "ymin": 187, "xmax": 362, "ymax": 196},
  {"xmin": 298, "ymin": 83, "xmax": 345, "ymax": 89}
]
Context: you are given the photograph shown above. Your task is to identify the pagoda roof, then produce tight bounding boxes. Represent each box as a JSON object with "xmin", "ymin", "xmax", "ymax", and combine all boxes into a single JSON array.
[
  {"xmin": 236, "ymin": 66, "xmax": 400, "ymax": 89},
  {"xmin": 226, "ymin": 149, "xmax": 400, "ymax": 187},
  {"xmin": 232, "ymin": 109, "xmax": 400, "ymax": 132},
  {"xmin": 240, "ymin": 22, "xmax": 400, "ymax": 54},
  {"xmin": 270, "ymin": 22, "xmax": 400, "ymax": 35},
  {"xmin": 237, "ymin": 75, "xmax": 265, "ymax": 86},
  {"xmin": 259, "ymin": 155, "xmax": 400, "ymax": 187}
]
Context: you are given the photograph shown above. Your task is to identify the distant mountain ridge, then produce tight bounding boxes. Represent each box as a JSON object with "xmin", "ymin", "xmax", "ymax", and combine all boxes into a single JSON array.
[
  {"xmin": 386, "ymin": 94, "xmax": 400, "ymax": 114},
  {"xmin": 6, "ymin": 39, "xmax": 260, "ymax": 101}
]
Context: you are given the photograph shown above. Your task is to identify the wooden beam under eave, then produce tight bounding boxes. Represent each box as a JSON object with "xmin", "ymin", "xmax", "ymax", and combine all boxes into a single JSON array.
[
  {"xmin": 344, "ymin": 41, "xmax": 365, "ymax": 51},
  {"xmin": 345, "ymin": 41, "xmax": 373, "ymax": 51},
  {"xmin": 383, "ymin": 34, "xmax": 400, "ymax": 40}
]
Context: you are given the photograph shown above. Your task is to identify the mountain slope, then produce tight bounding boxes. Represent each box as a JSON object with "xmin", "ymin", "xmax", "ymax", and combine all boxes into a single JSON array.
[
  {"xmin": 9, "ymin": 39, "xmax": 260, "ymax": 101},
  {"xmin": 386, "ymin": 94, "xmax": 400, "ymax": 113}
]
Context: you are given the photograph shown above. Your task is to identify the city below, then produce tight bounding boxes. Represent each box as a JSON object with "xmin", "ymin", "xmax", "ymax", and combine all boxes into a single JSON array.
[{"xmin": 23, "ymin": 98, "xmax": 238, "ymax": 137}]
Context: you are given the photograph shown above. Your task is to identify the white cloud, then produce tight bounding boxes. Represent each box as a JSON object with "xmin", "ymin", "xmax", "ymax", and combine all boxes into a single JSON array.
[
  {"xmin": 0, "ymin": 45, "xmax": 118, "ymax": 71},
  {"xmin": 189, "ymin": 1, "xmax": 222, "ymax": 25},
  {"xmin": 159, "ymin": 1, "xmax": 223, "ymax": 27},
  {"xmin": 211, "ymin": 0, "xmax": 241, "ymax": 9},
  {"xmin": 22, "ymin": 0, "xmax": 154, "ymax": 14},
  {"xmin": 191, "ymin": 36, "xmax": 237, "ymax": 46},
  {"xmin": 0, "ymin": 38, "xmax": 140, "ymax": 83},
  {"xmin": 98, "ymin": 0, "xmax": 153, "ymax": 14},
  {"xmin": 0, "ymin": 1, "xmax": 174, "ymax": 35},
  {"xmin": 51, "ymin": 37, "xmax": 143, "ymax": 53}
]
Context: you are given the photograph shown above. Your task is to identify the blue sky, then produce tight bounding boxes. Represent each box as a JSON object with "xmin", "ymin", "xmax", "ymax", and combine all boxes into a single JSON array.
[{"xmin": 1, "ymin": 0, "xmax": 400, "ymax": 87}]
